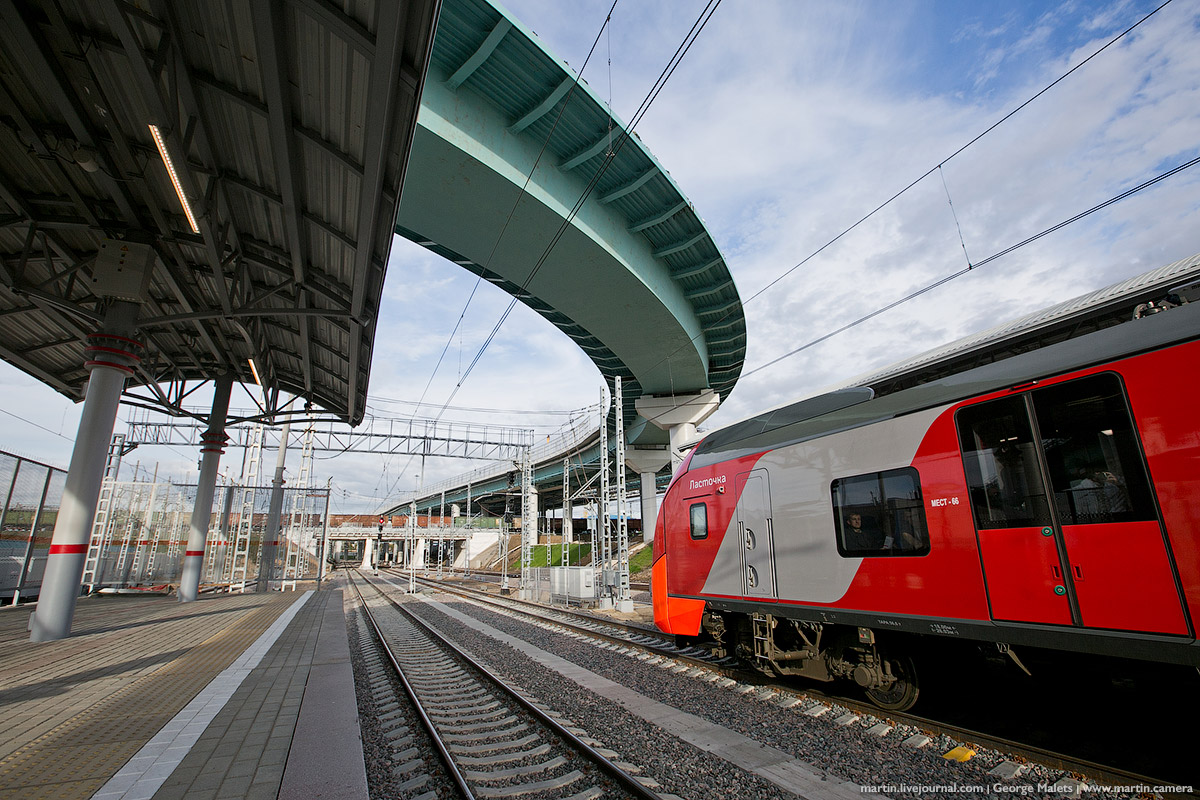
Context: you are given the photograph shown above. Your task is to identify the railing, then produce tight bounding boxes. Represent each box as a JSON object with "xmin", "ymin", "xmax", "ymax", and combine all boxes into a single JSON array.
[{"xmin": 0, "ymin": 450, "xmax": 67, "ymax": 603}]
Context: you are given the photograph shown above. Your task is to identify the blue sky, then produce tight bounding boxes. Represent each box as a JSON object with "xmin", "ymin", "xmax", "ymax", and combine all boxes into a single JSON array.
[{"xmin": 2, "ymin": 0, "xmax": 1198, "ymax": 512}]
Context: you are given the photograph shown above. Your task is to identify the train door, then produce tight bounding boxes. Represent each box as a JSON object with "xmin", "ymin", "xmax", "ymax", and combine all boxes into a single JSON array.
[
  {"xmin": 956, "ymin": 372, "xmax": 1189, "ymax": 635},
  {"xmin": 735, "ymin": 469, "xmax": 776, "ymax": 598}
]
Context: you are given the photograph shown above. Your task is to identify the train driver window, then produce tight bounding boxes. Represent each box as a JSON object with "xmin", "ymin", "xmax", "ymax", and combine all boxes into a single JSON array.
[
  {"xmin": 832, "ymin": 467, "xmax": 930, "ymax": 557},
  {"xmin": 1032, "ymin": 373, "xmax": 1156, "ymax": 525},
  {"xmin": 689, "ymin": 503, "xmax": 708, "ymax": 540}
]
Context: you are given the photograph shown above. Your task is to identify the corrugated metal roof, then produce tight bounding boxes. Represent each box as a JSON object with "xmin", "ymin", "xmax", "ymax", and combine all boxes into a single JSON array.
[
  {"xmin": 836, "ymin": 251, "xmax": 1200, "ymax": 395},
  {"xmin": 0, "ymin": 0, "xmax": 439, "ymax": 424}
]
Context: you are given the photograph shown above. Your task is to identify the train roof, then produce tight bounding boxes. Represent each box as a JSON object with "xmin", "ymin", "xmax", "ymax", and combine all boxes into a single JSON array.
[
  {"xmin": 833, "ymin": 251, "xmax": 1200, "ymax": 397},
  {"xmin": 690, "ymin": 298, "xmax": 1200, "ymax": 469}
]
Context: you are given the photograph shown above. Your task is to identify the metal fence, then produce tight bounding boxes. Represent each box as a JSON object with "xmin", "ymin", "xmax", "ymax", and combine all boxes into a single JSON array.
[
  {"xmin": 0, "ymin": 446, "xmax": 331, "ymax": 602},
  {"xmin": 86, "ymin": 482, "xmax": 331, "ymax": 593},
  {"xmin": 0, "ymin": 450, "xmax": 67, "ymax": 602}
]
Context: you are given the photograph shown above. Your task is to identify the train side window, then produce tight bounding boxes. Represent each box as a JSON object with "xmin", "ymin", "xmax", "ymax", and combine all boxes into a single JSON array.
[
  {"xmin": 832, "ymin": 467, "xmax": 930, "ymax": 557},
  {"xmin": 689, "ymin": 503, "xmax": 708, "ymax": 540},
  {"xmin": 956, "ymin": 396, "xmax": 1052, "ymax": 530},
  {"xmin": 1031, "ymin": 373, "xmax": 1156, "ymax": 525}
]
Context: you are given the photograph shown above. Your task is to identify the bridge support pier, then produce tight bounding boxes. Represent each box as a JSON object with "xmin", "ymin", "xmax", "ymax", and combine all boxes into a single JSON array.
[
  {"xmin": 625, "ymin": 447, "xmax": 670, "ymax": 544},
  {"xmin": 634, "ymin": 390, "xmax": 720, "ymax": 472},
  {"xmin": 179, "ymin": 375, "xmax": 233, "ymax": 603},
  {"xmin": 31, "ymin": 302, "xmax": 142, "ymax": 642}
]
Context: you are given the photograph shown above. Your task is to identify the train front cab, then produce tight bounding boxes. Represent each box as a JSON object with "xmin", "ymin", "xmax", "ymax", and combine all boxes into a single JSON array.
[{"xmin": 651, "ymin": 447, "xmax": 708, "ymax": 637}]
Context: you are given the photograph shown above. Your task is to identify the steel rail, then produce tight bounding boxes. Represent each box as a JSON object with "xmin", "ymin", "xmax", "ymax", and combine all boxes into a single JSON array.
[
  {"xmin": 348, "ymin": 572, "xmax": 476, "ymax": 800},
  {"xmin": 815, "ymin": 691, "xmax": 1193, "ymax": 794},
  {"xmin": 354, "ymin": 571, "xmax": 666, "ymax": 800},
  {"xmin": 396, "ymin": 571, "xmax": 730, "ymax": 672},
  {"xmin": 400, "ymin": 570, "xmax": 1193, "ymax": 793}
]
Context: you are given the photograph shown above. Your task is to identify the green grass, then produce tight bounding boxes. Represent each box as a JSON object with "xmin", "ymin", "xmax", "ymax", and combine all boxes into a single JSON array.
[
  {"xmin": 511, "ymin": 543, "xmax": 592, "ymax": 569},
  {"xmin": 509, "ymin": 542, "xmax": 654, "ymax": 573},
  {"xmin": 629, "ymin": 545, "xmax": 653, "ymax": 576}
]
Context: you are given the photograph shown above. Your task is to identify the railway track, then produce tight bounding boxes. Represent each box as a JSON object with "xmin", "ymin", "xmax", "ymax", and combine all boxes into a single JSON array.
[
  {"xmin": 394, "ymin": 570, "xmax": 731, "ymax": 670},
  {"xmin": 347, "ymin": 571, "xmax": 666, "ymax": 800},
  {"xmin": 393, "ymin": 570, "xmax": 1194, "ymax": 793}
]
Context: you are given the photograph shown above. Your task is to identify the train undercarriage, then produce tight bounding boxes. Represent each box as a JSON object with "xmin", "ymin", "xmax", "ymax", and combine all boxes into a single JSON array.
[{"xmin": 695, "ymin": 610, "xmax": 921, "ymax": 711}]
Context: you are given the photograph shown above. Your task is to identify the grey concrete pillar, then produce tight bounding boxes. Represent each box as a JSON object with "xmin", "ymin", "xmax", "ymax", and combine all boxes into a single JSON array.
[
  {"xmin": 625, "ymin": 447, "xmax": 670, "ymax": 544},
  {"xmin": 32, "ymin": 303, "xmax": 141, "ymax": 641},
  {"xmin": 179, "ymin": 375, "xmax": 233, "ymax": 602},
  {"xmin": 634, "ymin": 390, "xmax": 720, "ymax": 473},
  {"xmin": 256, "ymin": 421, "xmax": 291, "ymax": 592}
]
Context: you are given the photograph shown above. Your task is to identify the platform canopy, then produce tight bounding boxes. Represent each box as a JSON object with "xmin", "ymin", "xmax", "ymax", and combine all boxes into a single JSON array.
[{"xmin": 0, "ymin": 0, "xmax": 439, "ymax": 424}]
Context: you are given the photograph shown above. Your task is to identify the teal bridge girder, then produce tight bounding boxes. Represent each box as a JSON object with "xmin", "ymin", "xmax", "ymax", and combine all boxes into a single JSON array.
[
  {"xmin": 395, "ymin": 0, "xmax": 747, "ymax": 437},
  {"xmin": 394, "ymin": 432, "xmax": 669, "ymax": 523}
]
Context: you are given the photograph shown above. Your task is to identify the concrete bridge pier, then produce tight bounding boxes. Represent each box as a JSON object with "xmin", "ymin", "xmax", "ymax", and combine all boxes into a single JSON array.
[
  {"xmin": 625, "ymin": 447, "xmax": 671, "ymax": 544},
  {"xmin": 635, "ymin": 390, "xmax": 720, "ymax": 473}
]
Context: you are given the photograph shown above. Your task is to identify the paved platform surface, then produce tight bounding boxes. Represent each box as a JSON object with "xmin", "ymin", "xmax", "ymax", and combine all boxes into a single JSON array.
[{"xmin": 0, "ymin": 580, "xmax": 365, "ymax": 800}]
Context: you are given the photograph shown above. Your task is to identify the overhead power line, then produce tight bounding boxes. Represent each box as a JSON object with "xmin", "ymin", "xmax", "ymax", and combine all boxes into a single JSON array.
[
  {"xmin": 740, "ymin": 152, "xmax": 1200, "ymax": 382},
  {"xmin": 379, "ymin": 2, "xmax": 622, "ymax": 500},
  {"xmin": 629, "ymin": 0, "xmax": 1179, "ymax": 394},
  {"xmin": 449, "ymin": 0, "xmax": 724, "ymax": 401}
]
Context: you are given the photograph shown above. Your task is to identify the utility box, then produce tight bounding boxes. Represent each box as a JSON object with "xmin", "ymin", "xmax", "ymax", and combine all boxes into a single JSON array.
[
  {"xmin": 550, "ymin": 566, "xmax": 596, "ymax": 606},
  {"xmin": 91, "ymin": 239, "xmax": 155, "ymax": 301}
]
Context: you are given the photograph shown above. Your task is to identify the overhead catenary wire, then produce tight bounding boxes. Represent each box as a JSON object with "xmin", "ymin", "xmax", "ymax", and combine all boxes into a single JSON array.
[
  {"xmin": 379, "ymin": 1, "xmax": 622, "ymax": 500},
  {"xmin": 623, "ymin": 0, "xmax": 1181, "ymax": 406},
  {"xmin": 379, "ymin": 2, "xmax": 1176, "ymax": 507},
  {"xmin": 388, "ymin": 1, "xmax": 728, "ymax": 507},
  {"xmin": 381, "ymin": 0, "xmax": 723, "ymax": 501},
  {"xmin": 739, "ymin": 151, "xmax": 1200, "ymax": 382},
  {"xmin": 447, "ymin": 0, "xmax": 724, "ymax": 402}
]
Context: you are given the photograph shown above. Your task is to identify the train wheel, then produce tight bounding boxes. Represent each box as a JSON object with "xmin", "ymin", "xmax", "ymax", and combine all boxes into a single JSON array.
[{"xmin": 864, "ymin": 654, "xmax": 919, "ymax": 711}]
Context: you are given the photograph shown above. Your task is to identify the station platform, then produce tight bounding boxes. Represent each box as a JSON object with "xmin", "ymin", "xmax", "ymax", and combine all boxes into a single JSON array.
[{"xmin": 0, "ymin": 580, "xmax": 365, "ymax": 800}]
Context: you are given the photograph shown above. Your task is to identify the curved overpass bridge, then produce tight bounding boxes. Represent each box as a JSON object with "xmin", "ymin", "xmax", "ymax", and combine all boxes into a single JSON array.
[{"xmin": 395, "ymin": 0, "xmax": 746, "ymax": 457}]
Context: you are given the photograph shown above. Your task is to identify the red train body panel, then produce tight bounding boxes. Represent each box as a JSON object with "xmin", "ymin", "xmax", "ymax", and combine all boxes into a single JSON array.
[{"xmin": 653, "ymin": 303, "xmax": 1200, "ymax": 691}]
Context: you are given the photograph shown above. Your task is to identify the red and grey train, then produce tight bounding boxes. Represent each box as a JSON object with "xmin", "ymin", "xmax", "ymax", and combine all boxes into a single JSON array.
[{"xmin": 652, "ymin": 300, "xmax": 1200, "ymax": 710}]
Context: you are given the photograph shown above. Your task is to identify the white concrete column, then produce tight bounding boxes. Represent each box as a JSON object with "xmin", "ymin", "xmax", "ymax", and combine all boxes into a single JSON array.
[
  {"xmin": 625, "ymin": 447, "xmax": 670, "ymax": 543},
  {"xmin": 634, "ymin": 390, "xmax": 720, "ymax": 473},
  {"xmin": 179, "ymin": 375, "xmax": 233, "ymax": 602},
  {"xmin": 32, "ymin": 304, "xmax": 141, "ymax": 642}
]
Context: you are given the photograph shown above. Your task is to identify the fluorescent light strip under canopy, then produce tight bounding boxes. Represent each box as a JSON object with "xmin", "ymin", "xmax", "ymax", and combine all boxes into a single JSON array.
[{"xmin": 149, "ymin": 124, "xmax": 200, "ymax": 234}]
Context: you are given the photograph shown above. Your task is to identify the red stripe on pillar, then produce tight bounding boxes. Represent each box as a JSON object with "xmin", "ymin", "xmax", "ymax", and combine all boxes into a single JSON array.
[
  {"xmin": 185, "ymin": 550, "xmax": 205, "ymax": 557},
  {"xmin": 48, "ymin": 544, "xmax": 88, "ymax": 555}
]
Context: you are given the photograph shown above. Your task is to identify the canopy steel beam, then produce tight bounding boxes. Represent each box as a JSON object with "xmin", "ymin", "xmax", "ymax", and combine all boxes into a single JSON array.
[{"xmin": 251, "ymin": 0, "xmax": 314, "ymax": 396}]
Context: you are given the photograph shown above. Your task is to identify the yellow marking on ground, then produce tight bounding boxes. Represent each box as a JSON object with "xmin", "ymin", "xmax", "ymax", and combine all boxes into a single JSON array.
[{"xmin": 942, "ymin": 746, "xmax": 977, "ymax": 762}]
